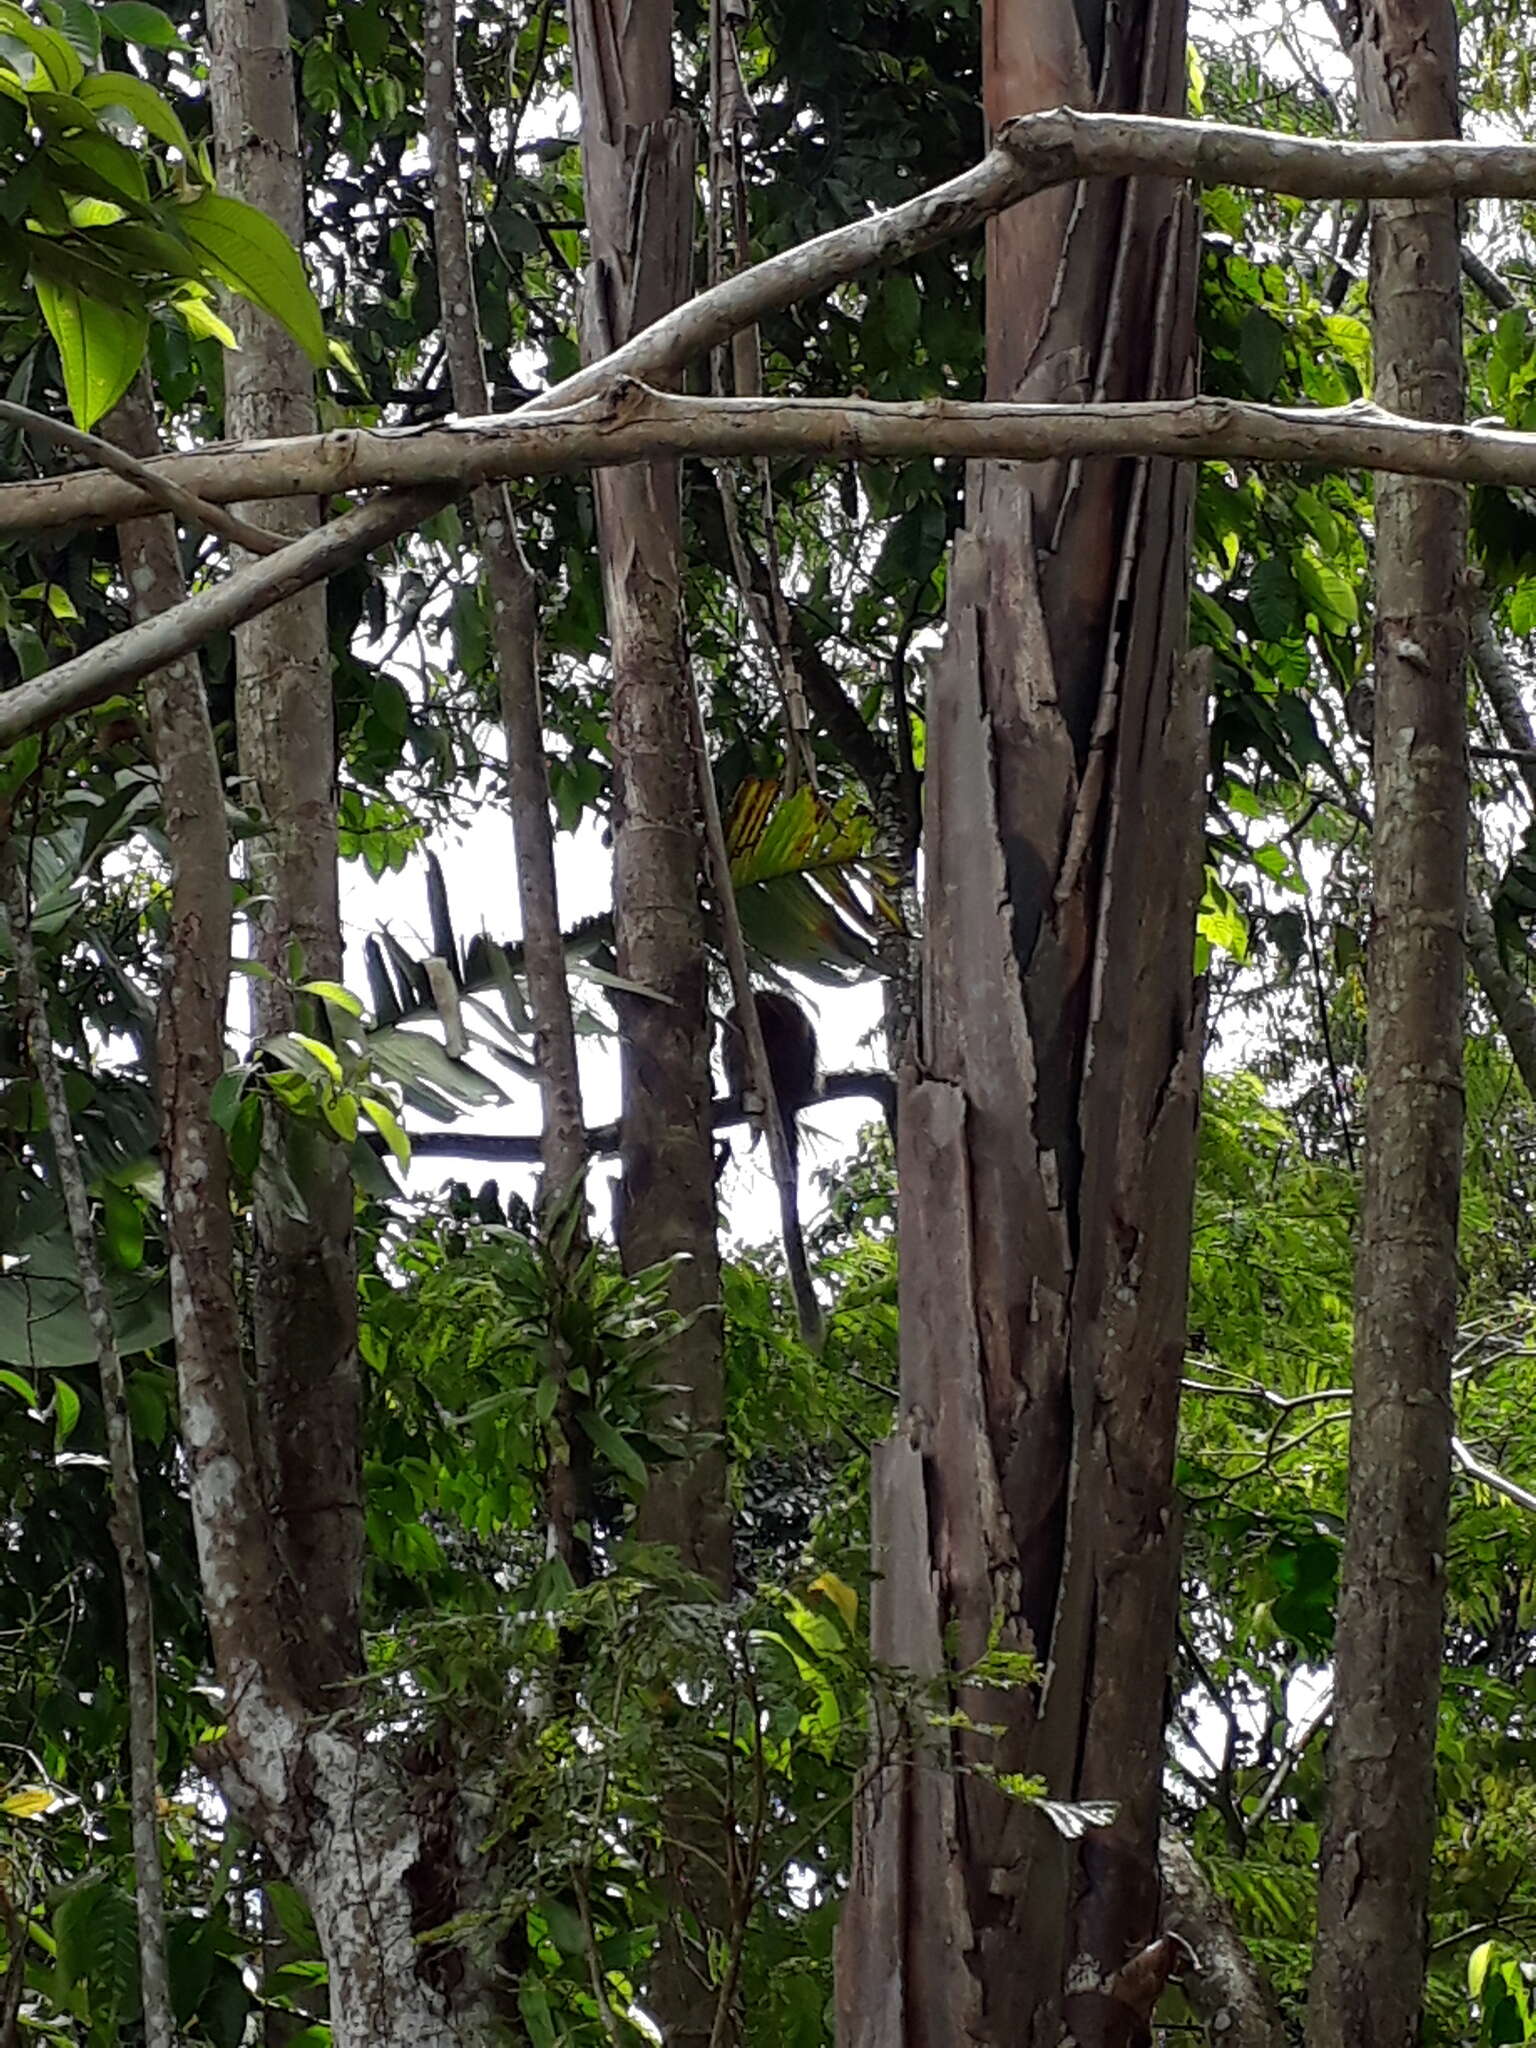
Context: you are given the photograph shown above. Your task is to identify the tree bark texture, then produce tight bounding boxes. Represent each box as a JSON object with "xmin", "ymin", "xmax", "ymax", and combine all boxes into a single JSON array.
[
  {"xmin": 207, "ymin": 0, "xmax": 363, "ymax": 1704},
  {"xmin": 839, "ymin": 1, "xmax": 1205, "ymax": 2042},
  {"xmin": 571, "ymin": 0, "xmax": 728, "ymax": 1593},
  {"xmin": 572, "ymin": 9, "xmax": 732, "ymax": 2043},
  {"xmin": 1305, "ymin": 4, "xmax": 1466, "ymax": 2045}
]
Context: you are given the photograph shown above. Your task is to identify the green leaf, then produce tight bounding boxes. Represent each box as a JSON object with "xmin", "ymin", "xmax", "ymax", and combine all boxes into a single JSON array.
[
  {"xmin": 97, "ymin": 1, "xmax": 182, "ymax": 48},
  {"xmin": 1294, "ymin": 553, "xmax": 1359, "ymax": 634},
  {"xmin": 578, "ymin": 1410, "xmax": 649, "ymax": 1488},
  {"xmin": 0, "ymin": 1, "xmax": 83, "ymax": 88},
  {"xmin": 1237, "ymin": 308, "xmax": 1286, "ymax": 400},
  {"xmin": 209, "ymin": 1066, "xmax": 249, "ymax": 1131},
  {"xmin": 52, "ymin": 1376, "xmax": 80, "ymax": 1444},
  {"xmin": 77, "ymin": 68, "xmax": 192, "ymax": 157},
  {"xmin": 0, "ymin": 1366, "xmax": 38, "ymax": 1403},
  {"xmin": 359, "ymin": 1093, "xmax": 410, "ymax": 1165},
  {"xmin": 302, "ymin": 978, "xmax": 364, "ymax": 1018},
  {"xmin": 172, "ymin": 289, "xmax": 238, "ymax": 347},
  {"xmin": 287, "ymin": 1031, "xmax": 344, "ymax": 1085},
  {"xmin": 101, "ymin": 1180, "xmax": 144, "ymax": 1271},
  {"xmin": 174, "ymin": 189, "xmax": 326, "ymax": 364},
  {"xmin": 53, "ymin": 127, "xmax": 150, "ymax": 206},
  {"xmin": 33, "ymin": 270, "xmax": 146, "ymax": 426},
  {"xmin": 1248, "ymin": 557, "xmax": 1300, "ymax": 642}
]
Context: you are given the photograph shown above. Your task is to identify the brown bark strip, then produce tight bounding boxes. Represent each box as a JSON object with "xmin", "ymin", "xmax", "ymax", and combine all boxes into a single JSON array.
[
  {"xmin": 571, "ymin": 6, "xmax": 732, "ymax": 2041},
  {"xmin": 842, "ymin": 0, "xmax": 1207, "ymax": 2039},
  {"xmin": 100, "ymin": 379, "xmax": 292, "ymax": 1710},
  {"xmin": 208, "ymin": 0, "xmax": 364, "ymax": 1706},
  {"xmin": 571, "ymin": 0, "xmax": 727, "ymax": 1593},
  {"xmin": 1305, "ymin": 3, "xmax": 1466, "ymax": 2043}
]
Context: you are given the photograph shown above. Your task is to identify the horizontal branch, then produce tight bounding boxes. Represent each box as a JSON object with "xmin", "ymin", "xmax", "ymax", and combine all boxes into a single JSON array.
[
  {"xmin": 403, "ymin": 1069, "xmax": 897, "ymax": 1165},
  {"xmin": 4, "ymin": 385, "xmax": 1535, "ymax": 544}
]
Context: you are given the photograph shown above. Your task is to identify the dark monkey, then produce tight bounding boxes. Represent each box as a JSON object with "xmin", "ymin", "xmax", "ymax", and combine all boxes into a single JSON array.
[
  {"xmin": 721, "ymin": 990, "xmax": 824, "ymax": 1347},
  {"xmin": 722, "ymin": 991, "xmax": 819, "ymax": 1162}
]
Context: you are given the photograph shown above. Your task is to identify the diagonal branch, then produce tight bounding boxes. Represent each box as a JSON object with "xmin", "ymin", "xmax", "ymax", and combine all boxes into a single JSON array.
[
  {"xmin": 0, "ymin": 398, "xmax": 283, "ymax": 555},
  {"xmin": 0, "ymin": 487, "xmax": 449, "ymax": 745}
]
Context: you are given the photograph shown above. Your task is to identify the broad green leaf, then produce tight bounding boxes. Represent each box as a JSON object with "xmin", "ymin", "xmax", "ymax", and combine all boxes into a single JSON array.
[
  {"xmin": 1237, "ymin": 307, "xmax": 1285, "ymax": 400},
  {"xmin": 34, "ymin": 270, "xmax": 146, "ymax": 425},
  {"xmin": 288, "ymin": 1031, "xmax": 344, "ymax": 1085},
  {"xmin": 209, "ymin": 1066, "xmax": 249, "ymax": 1131},
  {"xmin": 172, "ymin": 291, "xmax": 237, "ymax": 346},
  {"xmin": 578, "ymin": 1410, "xmax": 649, "ymax": 1488},
  {"xmin": 53, "ymin": 128, "xmax": 150, "ymax": 206},
  {"xmin": 175, "ymin": 189, "xmax": 326, "ymax": 363},
  {"xmin": 101, "ymin": 1180, "xmax": 144, "ymax": 1271},
  {"xmin": 52, "ymin": 1376, "xmax": 80, "ymax": 1443},
  {"xmin": 359, "ymin": 1093, "xmax": 410, "ymax": 1164},
  {"xmin": 302, "ymin": 978, "xmax": 364, "ymax": 1018},
  {"xmin": 98, "ymin": 0, "xmax": 182, "ymax": 47},
  {"xmin": 1294, "ymin": 553, "xmax": 1359, "ymax": 634},
  {"xmin": 0, "ymin": 2, "xmax": 83, "ymax": 89},
  {"xmin": 78, "ymin": 68, "xmax": 192, "ymax": 156}
]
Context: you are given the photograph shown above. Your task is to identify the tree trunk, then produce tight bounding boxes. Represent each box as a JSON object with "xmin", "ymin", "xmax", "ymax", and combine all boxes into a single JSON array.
[
  {"xmin": 207, "ymin": 0, "xmax": 363, "ymax": 1703},
  {"xmin": 1305, "ymin": 4, "xmax": 1466, "ymax": 2044},
  {"xmin": 571, "ymin": 0, "xmax": 728, "ymax": 1601},
  {"xmin": 839, "ymin": 3, "xmax": 1205, "ymax": 2043},
  {"xmin": 572, "ymin": 9, "xmax": 733, "ymax": 2042}
]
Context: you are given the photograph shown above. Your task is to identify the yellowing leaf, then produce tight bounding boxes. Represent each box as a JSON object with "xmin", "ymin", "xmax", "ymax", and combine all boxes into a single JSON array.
[
  {"xmin": 807, "ymin": 1571, "xmax": 858, "ymax": 1632},
  {"xmin": 3, "ymin": 1785, "xmax": 55, "ymax": 1818}
]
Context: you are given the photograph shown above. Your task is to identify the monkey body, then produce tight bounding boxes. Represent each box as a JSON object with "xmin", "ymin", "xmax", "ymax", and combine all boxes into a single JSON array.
[{"xmin": 722, "ymin": 991, "xmax": 818, "ymax": 1164}]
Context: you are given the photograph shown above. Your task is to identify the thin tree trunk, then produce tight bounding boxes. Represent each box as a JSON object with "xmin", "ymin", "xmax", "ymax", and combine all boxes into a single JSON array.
[
  {"xmin": 571, "ymin": 0, "xmax": 727, "ymax": 1600},
  {"xmin": 423, "ymin": 0, "xmax": 594, "ymax": 1577},
  {"xmin": 1305, "ymin": 3, "xmax": 1466, "ymax": 2043},
  {"xmin": 571, "ymin": 7, "xmax": 732, "ymax": 2041},
  {"xmin": 1, "ymin": 845, "xmax": 172, "ymax": 2048},
  {"xmin": 839, "ymin": 2, "xmax": 1205, "ymax": 2042},
  {"xmin": 106, "ymin": 382, "xmax": 502, "ymax": 2048},
  {"xmin": 207, "ymin": 0, "xmax": 363, "ymax": 1703}
]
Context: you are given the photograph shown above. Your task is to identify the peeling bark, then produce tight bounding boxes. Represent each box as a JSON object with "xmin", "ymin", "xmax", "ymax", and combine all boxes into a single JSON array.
[
  {"xmin": 1305, "ymin": 3, "xmax": 1466, "ymax": 2044},
  {"xmin": 841, "ymin": 1, "xmax": 1206, "ymax": 2042}
]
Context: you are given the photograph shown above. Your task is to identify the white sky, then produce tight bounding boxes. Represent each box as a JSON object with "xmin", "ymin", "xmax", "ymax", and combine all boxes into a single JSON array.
[{"xmin": 338, "ymin": 802, "xmax": 888, "ymax": 1249}]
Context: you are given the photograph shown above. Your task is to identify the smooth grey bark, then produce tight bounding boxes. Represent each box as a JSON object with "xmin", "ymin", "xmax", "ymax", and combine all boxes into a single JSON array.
[
  {"xmin": 1305, "ymin": 3, "xmax": 1467, "ymax": 2044},
  {"xmin": 207, "ymin": 0, "xmax": 364, "ymax": 1705},
  {"xmin": 839, "ymin": 2, "xmax": 1206, "ymax": 2043}
]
